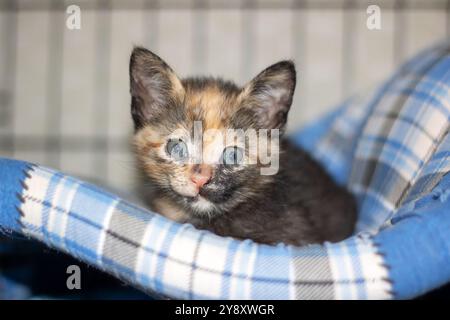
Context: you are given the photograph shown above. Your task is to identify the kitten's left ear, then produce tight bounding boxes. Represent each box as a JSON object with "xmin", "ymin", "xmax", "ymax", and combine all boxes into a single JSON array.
[{"xmin": 240, "ymin": 61, "xmax": 296, "ymax": 132}]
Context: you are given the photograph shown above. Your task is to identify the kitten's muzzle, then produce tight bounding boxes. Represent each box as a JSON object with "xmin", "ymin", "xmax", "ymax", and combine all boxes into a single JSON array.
[{"xmin": 190, "ymin": 164, "xmax": 212, "ymax": 189}]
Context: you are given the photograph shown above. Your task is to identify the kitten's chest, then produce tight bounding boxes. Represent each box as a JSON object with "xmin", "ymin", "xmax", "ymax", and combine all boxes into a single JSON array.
[{"xmin": 187, "ymin": 194, "xmax": 322, "ymax": 245}]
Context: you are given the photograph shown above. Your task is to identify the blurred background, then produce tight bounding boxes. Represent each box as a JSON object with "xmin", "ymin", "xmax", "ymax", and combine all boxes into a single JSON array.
[{"xmin": 0, "ymin": 0, "xmax": 448, "ymax": 193}]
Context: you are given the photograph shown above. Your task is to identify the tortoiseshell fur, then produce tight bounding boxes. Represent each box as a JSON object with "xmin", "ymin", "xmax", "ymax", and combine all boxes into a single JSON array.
[{"xmin": 130, "ymin": 47, "xmax": 357, "ymax": 246}]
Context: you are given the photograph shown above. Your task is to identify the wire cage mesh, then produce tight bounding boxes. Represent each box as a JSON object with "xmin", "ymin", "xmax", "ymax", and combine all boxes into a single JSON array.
[{"xmin": 0, "ymin": 0, "xmax": 448, "ymax": 193}]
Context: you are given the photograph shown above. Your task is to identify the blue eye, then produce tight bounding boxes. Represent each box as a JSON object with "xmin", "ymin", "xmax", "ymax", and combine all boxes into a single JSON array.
[
  {"xmin": 166, "ymin": 139, "xmax": 188, "ymax": 161},
  {"xmin": 222, "ymin": 146, "xmax": 244, "ymax": 165}
]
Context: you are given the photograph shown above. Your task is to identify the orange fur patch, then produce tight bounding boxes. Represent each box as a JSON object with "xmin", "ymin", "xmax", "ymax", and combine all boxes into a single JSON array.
[
  {"xmin": 184, "ymin": 83, "xmax": 239, "ymax": 130},
  {"xmin": 133, "ymin": 126, "xmax": 164, "ymax": 155}
]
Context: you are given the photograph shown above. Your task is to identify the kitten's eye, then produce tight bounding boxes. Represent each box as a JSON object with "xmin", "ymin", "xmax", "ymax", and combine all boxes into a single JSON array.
[
  {"xmin": 166, "ymin": 139, "xmax": 188, "ymax": 161},
  {"xmin": 222, "ymin": 146, "xmax": 244, "ymax": 165}
]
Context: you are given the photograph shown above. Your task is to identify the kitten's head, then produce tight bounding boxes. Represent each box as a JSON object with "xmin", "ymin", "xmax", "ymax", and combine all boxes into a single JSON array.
[{"xmin": 130, "ymin": 47, "xmax": 296, "ymax": 217}]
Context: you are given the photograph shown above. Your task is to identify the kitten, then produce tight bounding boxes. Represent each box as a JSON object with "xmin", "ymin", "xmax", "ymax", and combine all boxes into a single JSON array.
[{"xmin": 130, "ymin": 47, "xmax": 357, "ymax": 246}]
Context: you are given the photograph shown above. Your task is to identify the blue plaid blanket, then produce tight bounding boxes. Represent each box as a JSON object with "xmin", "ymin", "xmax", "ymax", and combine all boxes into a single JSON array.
[{"xmin": 1, "ymin": 41, "xmax": 450, "ymax": 299}]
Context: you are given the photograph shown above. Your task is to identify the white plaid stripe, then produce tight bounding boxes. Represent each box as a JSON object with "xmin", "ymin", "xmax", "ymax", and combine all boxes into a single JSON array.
[
  {"xmin": 139, "ymin": 216, "xmax": 173, "ymax": 291},
  {"xmin": 47, "ymin": 179, "xmax": 80, "ymax": 250},
  {"xmin": 326, "ymin": 235, "xmax": 390, "ymax": 299},
  {"xmin": 327, "ymin": 242, "xmax": 354, "ymax": 299},
  {"xmin": 191, "ymin": 234, "xmax": 230, "ymax": 299},
  {"xmin": 229, "ymin": 241, "xmax": 255, "ymax": 299},
  {"xmin": 355, "ymin": 236, "xmax": 392, "ymax": 299},
  {"xmin": 20, "ymin": 167, "xmax": 52, "ymax": 239},
  {"xmin": 161, "ymin": 225, "xmax": 203, "ymax": 299},
  {"xmin": 244, "ymin": 245, "xmax": 258, "ymax": 299},
  {"xmin": 46, "ymin": 176, "xmax": 66, "ymax": 238},
  {"xmin": 96, "ymin": 198, "xmax": 117, "ymax": 266}
]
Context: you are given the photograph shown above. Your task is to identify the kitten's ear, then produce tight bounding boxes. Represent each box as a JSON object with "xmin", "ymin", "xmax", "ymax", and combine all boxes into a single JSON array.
[
  {"xmin": 240, "ymin": 61, "xmax": 296, "ymax": 132},
  {"xmin": 129, "ymin": 47, "xmax": 185, "ymax": 129}
]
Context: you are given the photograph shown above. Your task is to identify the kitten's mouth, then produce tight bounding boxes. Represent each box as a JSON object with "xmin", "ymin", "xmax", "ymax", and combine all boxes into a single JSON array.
[
  {"xmin": 184, "ymin": 193, "xmax": 217, "ymax": 214},
  {"xmin": 169, "ymin": 186, "xmax": 212, "ymax": 204},
  {"xmin": 168, "ymin": 180, "xmax": 218, "ymax": 212}
]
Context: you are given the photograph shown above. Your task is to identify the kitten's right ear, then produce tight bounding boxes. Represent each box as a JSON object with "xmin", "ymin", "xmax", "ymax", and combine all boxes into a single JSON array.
[{"xmin": 129, "ymin": 47, "xmax": 184, "ymax": 129}]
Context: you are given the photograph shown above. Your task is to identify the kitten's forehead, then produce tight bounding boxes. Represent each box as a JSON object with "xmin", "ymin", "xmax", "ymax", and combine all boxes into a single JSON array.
[{"xmin": 182, "ymin": 78, "xmax": 243, "ymax": 130}]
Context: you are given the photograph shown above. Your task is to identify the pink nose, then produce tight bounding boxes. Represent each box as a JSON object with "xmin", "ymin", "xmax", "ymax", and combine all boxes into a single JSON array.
[
  {"xmin": 191, "ymin": 175, "xmax": 211, "ymax": 189},
  {"xmin": 190, "ymin": 165, "xmax": 212, "ymax": 189}
]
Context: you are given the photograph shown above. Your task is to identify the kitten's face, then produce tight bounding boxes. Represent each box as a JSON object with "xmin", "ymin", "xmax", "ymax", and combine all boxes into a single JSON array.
[{"xmin": 130, "ymin": 47, "xmax": 296, "ymax": 217}]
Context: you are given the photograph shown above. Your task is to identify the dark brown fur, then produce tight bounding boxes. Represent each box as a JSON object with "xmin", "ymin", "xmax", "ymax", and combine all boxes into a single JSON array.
[
  {"xmin": 190, "ymin": 140, "xmax": 356, "ymax": 245},
  {"xmin": 130, "ymin": 47, "xmax": 357, "ymax": 246}
]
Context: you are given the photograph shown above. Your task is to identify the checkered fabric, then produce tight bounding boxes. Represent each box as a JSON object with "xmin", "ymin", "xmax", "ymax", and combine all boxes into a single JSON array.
[
  {"xmin": 297, "ymin": 40, "xmax": 450, "ymax": 233},
  {"xmin": 1, "ymin": 40, "xmax": 450, "ymax": 299},
  {"xmin": 0, "ymin": 160, "xmax": 392, "ymax": 299}
]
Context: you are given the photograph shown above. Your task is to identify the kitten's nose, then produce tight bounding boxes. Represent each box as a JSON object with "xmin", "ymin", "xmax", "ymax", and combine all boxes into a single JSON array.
[{"xmin": 191, "ymin": 164, "xmax": 212, "ymax": 189}]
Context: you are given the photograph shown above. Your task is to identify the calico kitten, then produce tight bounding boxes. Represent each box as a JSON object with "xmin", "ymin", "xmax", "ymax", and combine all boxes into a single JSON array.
[{"xmin": 130, "ymin": 47, "xmax": 357, "ymax": 246}]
